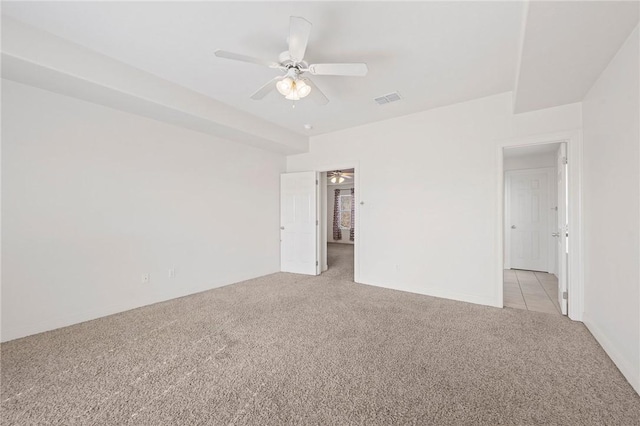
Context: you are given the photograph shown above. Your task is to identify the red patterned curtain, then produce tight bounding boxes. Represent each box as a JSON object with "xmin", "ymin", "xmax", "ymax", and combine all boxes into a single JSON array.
[
  {"xmin": 333, "ymin": 189, "xmax": 342, "ymax": 240},
  {"xmin": 350, "ymin": 188, "xmax": 355, "ymax": 241}
]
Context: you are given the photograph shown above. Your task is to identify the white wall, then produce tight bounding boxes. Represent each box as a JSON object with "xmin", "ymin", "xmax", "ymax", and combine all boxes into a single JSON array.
[
  {"xmin": 1, "ymin": 80, "xmax": 285, "ymax": 342},
  {"xmin": 327, "ymin": 183, "xmax": 355, "ymax": 245},
  {"xmin": 582, "ymin": 25, "xmax": 640, "ymax": 393},
  {"xmin": 287, "ymin": 92, "xmax": 581, "ymax": 307}
]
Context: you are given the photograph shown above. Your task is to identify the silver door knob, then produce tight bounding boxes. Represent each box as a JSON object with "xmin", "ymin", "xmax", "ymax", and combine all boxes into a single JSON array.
[
  {"xmin": 511, "ymin": 225, "xmax": 516, "ymax": 229},
  {"xmin": 551, "ymin": 232, "xmax": 560, "ymax": 237}
]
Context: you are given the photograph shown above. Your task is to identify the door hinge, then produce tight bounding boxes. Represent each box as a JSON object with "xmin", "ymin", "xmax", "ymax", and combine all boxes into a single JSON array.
[
  {"xmin": 562, "ymin": 156, "xmax": 568, "ymax": 165},
  {"xmin": 316, "ymin": 220, "xmax": 319, "ymax": 225},
  {"xmin": 316, "ymin": 261, "xmax": 319, "ymax": 266},
  {"xmin": 316, "ymin": 179, "xmax": 319, "ymax": 185},
  {"xmin": 562, "ymin": 291, "xmax": 568, "ymax": 300}
]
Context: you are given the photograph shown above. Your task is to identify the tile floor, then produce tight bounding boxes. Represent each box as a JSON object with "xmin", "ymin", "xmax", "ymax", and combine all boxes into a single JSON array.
[{"xmin": 503, "ymin": 269, "xmax": 562, "ymax": 315}]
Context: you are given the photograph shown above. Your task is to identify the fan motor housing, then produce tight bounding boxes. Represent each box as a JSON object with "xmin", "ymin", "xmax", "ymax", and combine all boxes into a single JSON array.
[{"xmin": 278, "ymin": 51, "xmax": 308, "ymax": 70}]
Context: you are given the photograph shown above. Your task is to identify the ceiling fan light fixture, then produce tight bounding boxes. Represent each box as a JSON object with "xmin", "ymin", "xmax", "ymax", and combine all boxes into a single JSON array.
[
  {"xmin": 330, "ymin": 173, "xmax": 345, "ymax": 184},
  {"xmin": 280, "ymin": 78, "xmax": 311, "ymax": 101},
  {"xmin": 296, "ymin": 80, "xmax": 311, "ymax": 98},
  {"xmin": 276, "ymin": 77, "xmax": 294, "ymax": 96},
  {"xmin": 216, "ymin": 16, "xmax": 368, "ymax": 105},
  {"xmin": 285, "ymin": 90, "xmax": 301, "ymax": 101}
]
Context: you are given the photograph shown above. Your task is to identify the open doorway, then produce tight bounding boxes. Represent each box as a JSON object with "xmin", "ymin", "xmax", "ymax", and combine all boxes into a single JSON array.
[
  {"xmin": 280, "ymin": 167, "xmax": 358, "ymax": 280},
  {"xmin": 319, "ymin": 169, "xmax": 355, "ymax": 281},
  {"xmin": 503, "ymin": 142, "xmax": 568, "ymax": 315}
]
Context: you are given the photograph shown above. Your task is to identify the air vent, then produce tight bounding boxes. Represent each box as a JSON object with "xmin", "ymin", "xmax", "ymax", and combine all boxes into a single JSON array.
[{"xmin": 374, "ymin": 92, "xmax": 402, "ymax": 105}]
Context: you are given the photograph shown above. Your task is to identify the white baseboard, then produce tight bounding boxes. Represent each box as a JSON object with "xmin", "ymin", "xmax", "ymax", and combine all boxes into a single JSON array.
[{"xmin": 583, "ymin": 313, "xmax": 639, "ymax": 394}]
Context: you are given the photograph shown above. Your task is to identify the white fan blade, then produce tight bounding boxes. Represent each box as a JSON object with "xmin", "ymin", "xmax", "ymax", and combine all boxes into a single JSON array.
[
  {"xmin": 307, "ymin": 63, "xmax": 368, "ymax": 76},
  {"xmin": 302, "ymin": 78, "xmax": 329, "ymax": 105},
  {"xmin": 288, "ymin": 16, "xmax": 312, "ymax": 63},
  {"xmin": 342, "ymin": 175, "xmax": 353, "ymax": 179},
  {"xmin": 215, "ymin": 49, "xmax": 281, "ymax": 69},
  {"xmin": 250, "ymin": 76, "xmax": 283, "ymax": 100}
]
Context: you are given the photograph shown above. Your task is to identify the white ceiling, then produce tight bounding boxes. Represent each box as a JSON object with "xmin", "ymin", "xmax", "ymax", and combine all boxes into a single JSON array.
[
  {"xmin": 514, "ymin": 1, "xmax": 639, "ymax": 113},
  {"xmin": 2, "ymin": 1, "xmax": 524, "ymax": 136},
  {"xmin": 2, "ymin": 1, "xmax": 638, "ymax": 137}
]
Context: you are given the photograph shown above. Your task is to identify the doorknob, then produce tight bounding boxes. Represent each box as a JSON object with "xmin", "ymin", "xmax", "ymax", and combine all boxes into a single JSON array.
[
  {"xmin": 280, "ymin": 226, "xmax": 285, "ymax": 230},
  {"xmin": 551, "ymin": 232, "xmax": 560, "ymax": 237},
  {"xmin": 511, "ymin": 225, "xmax": 516, "ymax": 229}
]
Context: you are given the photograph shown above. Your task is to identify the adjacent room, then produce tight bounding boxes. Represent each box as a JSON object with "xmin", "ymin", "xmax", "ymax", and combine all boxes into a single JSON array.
[
  {"xmin": 2, "ymin": 1, "xmax": 639, "ymax": 424},
  {"xmin": 503, "ymin": 143, "xmax": 565, "ymax": 315},
  {"xmin": 326, "ymin": 169, "xmax": 355, "ymax": 280}
]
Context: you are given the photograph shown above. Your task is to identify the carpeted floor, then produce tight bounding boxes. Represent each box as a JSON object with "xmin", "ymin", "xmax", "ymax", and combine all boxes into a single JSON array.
[{"xmin": 2, "ymin": 244, "xmax": 639, "ymax": 425}]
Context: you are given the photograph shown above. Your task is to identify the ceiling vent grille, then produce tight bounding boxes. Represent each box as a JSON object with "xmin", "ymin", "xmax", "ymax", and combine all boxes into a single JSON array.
[{"xmin": 374, "ymin": 92, "xmax": 402, "ymax": 105}]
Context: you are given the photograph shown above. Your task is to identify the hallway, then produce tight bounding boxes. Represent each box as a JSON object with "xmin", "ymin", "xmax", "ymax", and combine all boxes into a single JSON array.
[
  {"xmin": 325, "ymin": 243, "xmax": 354, "ymax": 281},
  {"xmin": 504, "ymin": 269, "xmax": 561, "ymax": 314}
]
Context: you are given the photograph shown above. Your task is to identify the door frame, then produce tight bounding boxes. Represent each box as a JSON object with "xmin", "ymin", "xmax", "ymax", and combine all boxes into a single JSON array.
[
  {"xmin": 504, "ymin": 167, "xmax": 556, "ymax": 272},
  {"xmin": 497, "ymin": 131, "xmax": 583, "ymax": 321},
  {"xmin": 314, "ymin": 163, "xmax": 360, "ymax": 283}
]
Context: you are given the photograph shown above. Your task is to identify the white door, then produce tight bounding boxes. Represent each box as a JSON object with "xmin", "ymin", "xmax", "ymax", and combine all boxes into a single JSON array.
[
  {"xmin": 556, "ymin": 143, "xmax": 568, "ymax": 315},
  {"xmin": 280, "ymin": 172, "xmax": 318, "ymax": 275},
  {"xmin": 508, "ymin": 170, "xmax": 549, "ymax": 271}
]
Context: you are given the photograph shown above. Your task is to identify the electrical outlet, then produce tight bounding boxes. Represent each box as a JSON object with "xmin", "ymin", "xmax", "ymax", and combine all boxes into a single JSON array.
[
  {"xmin": 169, "ymin": 268, "xmax": 176, "ymax": 279},
  {"xmin": 141, "ymin": 273, "xmax": 150, "ymax": 283}
]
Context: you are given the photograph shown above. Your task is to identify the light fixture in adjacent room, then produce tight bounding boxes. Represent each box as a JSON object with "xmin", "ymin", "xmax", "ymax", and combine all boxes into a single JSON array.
[
  {"xmin": 329, "ymin": 170, "xmax": 353, "ymax": 184},
  {"xmin": 276, "ymin": 77, "xmax": 311, "ymax": 101}
]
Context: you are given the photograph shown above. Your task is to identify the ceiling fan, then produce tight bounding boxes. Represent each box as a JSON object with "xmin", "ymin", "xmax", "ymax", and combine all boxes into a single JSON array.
[
  {"xmin": 214, "ymin": 16, "xmax": 368, "ymax": 105},
  {"xmin": 329, "ymin": 170, "xmax": 353, "ymax": 184}
]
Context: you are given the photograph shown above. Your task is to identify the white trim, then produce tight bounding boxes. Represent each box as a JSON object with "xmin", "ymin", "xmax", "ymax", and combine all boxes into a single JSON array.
[
  {"xmin": 547, "ymin": 163, "xmax": 558, "ymax": 276},
  {"xmin": 583, "ymin": 314, "xmax": 640, "ymax": 393},
  {"xmin": 319, "ymin": 172, "xmax": 329, "ymax": 272},
  {"xmin": 315, "ymin": 171, "xmax": 321, "ymax": 275},
  {"xmin": 497, "ymin": 130, "xmax": 583, "ymax": 321},
  {"xmin": 504, "ymin": 167, "xmax": 556, "ymax": 273}
]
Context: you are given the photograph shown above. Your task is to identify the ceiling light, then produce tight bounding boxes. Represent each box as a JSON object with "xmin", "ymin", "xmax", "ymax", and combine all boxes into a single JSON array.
[
  {"xmin": 296, "ymin": 80, "xmax": 311, "ymax": 98},
  {"xmin": 278, "ymin": 77, "xmax": 311, "ymax": 101},
  {"xmin": 330, "ymin": 175, "xmax": 345, "ymax": 184},
  {"xmin": 285, "ymin": 91, "xmax": 300, "ymax": 101},
  {"xmin": 276, "ymin": 77, "xmax": 294, "ymax": 96}
]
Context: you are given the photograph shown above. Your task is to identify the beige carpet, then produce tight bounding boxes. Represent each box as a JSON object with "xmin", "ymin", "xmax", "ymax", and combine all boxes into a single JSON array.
[{"xmin": 2, "ymin": 243, "xmax": 639, "ymax": 425}]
